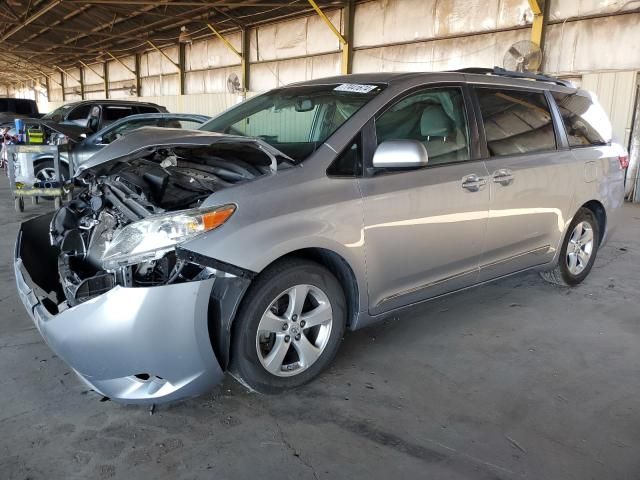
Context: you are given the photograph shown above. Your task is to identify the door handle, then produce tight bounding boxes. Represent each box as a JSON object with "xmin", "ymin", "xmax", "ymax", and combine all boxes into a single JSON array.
[
  {"xmin": 492, "ymin": 168, "xmax": 514, "ymax": 186},
  {"xmin": 461, "ymin": 174, "xmax": 487, "ymax": 192}
]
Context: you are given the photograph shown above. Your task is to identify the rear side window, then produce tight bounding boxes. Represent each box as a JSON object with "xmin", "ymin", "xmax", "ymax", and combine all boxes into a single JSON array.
[
  {"xmin": 15, "ymin": 100, "xmax": 36, "ymax": 115},
  {"xmin": 67, "ymin": 104, "xmax": 91, "ymax": 121},
  {"xmin": 476, "ymin": 88, "xmax": 556, "ymax": 156},
  {"xmin": 103, "ymin": 106, "xmax": 135, "ymax": 122},
  {"xmin": 136, "ymin": 105, "xmax": 160, "ymax": 114},
  {"xmin": 551, "ymin": 92, "xmax": 611, "ymax": 147}
]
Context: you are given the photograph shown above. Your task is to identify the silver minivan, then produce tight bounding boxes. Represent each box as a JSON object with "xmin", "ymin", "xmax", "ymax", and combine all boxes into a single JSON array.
[{"xmin": 14, "ymin": 69, "xmax": 626, "ymax": 403}]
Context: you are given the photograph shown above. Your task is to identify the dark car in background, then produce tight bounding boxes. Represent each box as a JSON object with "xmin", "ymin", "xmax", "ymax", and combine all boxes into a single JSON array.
[
  {"xmin": 30, "ymin": 100, "xmax": 168, "ymax": 180},
  {"xmin": 13, "ymin": 113, "xmax": 209, "ymax": 184},
  {"xmin": 42, "ymin": 99, "xmax": 167, "ymax": 131},
  {"xmin": 0, "ymin": 97, "xmax": 40, "ymax": 122}
]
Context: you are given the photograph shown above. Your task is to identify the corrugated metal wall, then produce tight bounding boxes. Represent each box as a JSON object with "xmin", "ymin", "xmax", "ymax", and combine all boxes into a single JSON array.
[{"xmin": 29, "ymin": 0, "xmax": 640, "ymax": 151}]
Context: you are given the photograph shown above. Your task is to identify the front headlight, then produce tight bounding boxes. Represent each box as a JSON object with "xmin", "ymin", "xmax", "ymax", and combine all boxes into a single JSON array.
[{"xmin": 102, "ymin": 204, "xmax": 235, "ymax": 270}]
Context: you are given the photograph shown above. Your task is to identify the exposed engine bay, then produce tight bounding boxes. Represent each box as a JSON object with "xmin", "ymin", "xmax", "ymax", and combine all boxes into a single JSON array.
[{"xmin": 49, "ymin": 142, "xmax": 273, "ymax": 307}]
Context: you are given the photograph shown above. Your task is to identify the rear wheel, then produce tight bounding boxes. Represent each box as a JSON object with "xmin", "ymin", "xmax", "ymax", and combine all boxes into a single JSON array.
[
  {"xmin": 230, "ymin": 259, "xmax": 346, "ymax": 393},
  {"xmin": 540, "ymin": 208, "xmax": 600, "ymax": 286}
]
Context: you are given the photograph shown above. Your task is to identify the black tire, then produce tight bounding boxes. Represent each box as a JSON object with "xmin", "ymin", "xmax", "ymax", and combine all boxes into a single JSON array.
[
  {"xmin": 540, "ymin": 207, "xmax": 600, "ymax": 286},
  {"xmin": 34, "ymin": 160, "xmax": 69, "ymax": 201},
  {"xmin": 230, "ymin": 258, "xmax": 346, "ymax": 393}
]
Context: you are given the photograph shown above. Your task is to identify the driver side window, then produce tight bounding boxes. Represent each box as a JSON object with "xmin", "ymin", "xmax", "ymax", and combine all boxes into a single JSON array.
[{"xmin": 375, "ymin": 87, "xmax": 470, "ymax": 166}]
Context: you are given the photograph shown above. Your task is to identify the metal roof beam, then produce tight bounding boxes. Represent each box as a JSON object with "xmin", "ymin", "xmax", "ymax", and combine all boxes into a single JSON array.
[
  {"xmin": 0, "ymin": 0, "xmax": 61, "ymax": 42},
  {"xmin": 207, "ymin": 23, "xmax": 242, "ymax": 58},
  {"xmin": 62, "ymin": 1, "xmax": 301, "ymax": 6},
  {"xmin": 146, "ymin": 40, "xmax": 181, "ymax": 72}
]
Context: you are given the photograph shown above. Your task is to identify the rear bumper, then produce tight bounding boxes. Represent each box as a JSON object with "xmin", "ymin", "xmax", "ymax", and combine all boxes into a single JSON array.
[{"xmin": 15, "ymin": 225, "xmax": 225, "ymax": 405}]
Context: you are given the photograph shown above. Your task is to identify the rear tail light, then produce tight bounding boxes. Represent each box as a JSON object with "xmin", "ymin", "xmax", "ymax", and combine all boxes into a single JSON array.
[{"xmin": 619, "ymin": 154, "xmax": 629, "ymax": 169}]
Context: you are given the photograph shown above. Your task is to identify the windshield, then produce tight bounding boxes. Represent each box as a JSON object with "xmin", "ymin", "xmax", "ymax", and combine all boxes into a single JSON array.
[
  {"xmin": 42, "ymin": 104, "xmax": 73, "ymax": 121},
  {"xmin": 199, "ymin": 83, "xmax": 385, "ymax": 162}
]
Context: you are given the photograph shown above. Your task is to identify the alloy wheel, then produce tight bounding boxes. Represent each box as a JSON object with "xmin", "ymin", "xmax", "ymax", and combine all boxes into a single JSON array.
[
  {"xmin": 566, "ymin": 221, "xmax": 594, "ymax": 275},
  {"xmin": 256, "ymin": 284, "xmax": 333, "ymax": 377},
  {"xmin": 36, "ymin": 167, "xmax": 65, "ymax": 182}
]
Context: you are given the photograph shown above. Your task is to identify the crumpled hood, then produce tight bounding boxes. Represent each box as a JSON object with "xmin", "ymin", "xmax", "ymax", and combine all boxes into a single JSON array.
[{"xmin": 76, "ymin": 126, "xmax": 286, "ymax": 176}]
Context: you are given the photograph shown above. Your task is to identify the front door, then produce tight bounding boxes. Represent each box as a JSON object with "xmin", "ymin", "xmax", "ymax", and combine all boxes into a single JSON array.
[
  {"xmin": 358, "ymin": 86, "xmax": 490, "ymax": 315},
  {"xmin": 472, "ymin": 87, "xmax": 574, "ymax": 281}
]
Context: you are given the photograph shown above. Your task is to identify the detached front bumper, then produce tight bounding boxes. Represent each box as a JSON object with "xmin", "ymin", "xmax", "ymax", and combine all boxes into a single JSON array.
[{"xmin": 15, "ymin": 218, "xmax": 226, "ymax": 405}]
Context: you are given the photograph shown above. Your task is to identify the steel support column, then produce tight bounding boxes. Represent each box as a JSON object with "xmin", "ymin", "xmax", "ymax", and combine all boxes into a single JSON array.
[
  {"xmin": 179, "ymin": 43, "xmax": 186, "ymax": 95},
  {"xmin": 135, "ymin": 54, "xmax": 142, "ymax": 97},
  {"xmin": 80, "ymin": 68, "xmax": 85, "ymax": 100},
  {"xmin": 60, "ymin": 71, "xmax": 65, "ymax": 102},
  {"xmin": 103, "ymin": 62, "xmax": 109, "ymax": 99},
  {"xmin": 241, "ymin": 28, "xmax": 250, "ymax": 94},
  {"xmin": 528, "ymin": 0, "xmax": 549, "ymax": 53},
  {"xmin": 307, "ymin": 0, "xmax": 349, "ymax": 74}
]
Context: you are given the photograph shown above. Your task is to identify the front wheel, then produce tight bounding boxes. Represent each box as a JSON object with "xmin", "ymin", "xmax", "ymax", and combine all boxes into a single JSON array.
[
  {"xmin": 540, "ymin": 208, "xmax": 600, "ymax": 286},
  {"xmin": 230, "ymin": 259, "xmax": 346, "ymax": 393},
  {"xmin": 34, "ymin": 160, "xmax": 69, "ymax": 201}
]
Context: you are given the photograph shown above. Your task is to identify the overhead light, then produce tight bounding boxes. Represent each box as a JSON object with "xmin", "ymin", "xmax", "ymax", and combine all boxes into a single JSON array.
[{"xmin": 178, "ymin": 26, "xmax": 192, "ymax": 44}]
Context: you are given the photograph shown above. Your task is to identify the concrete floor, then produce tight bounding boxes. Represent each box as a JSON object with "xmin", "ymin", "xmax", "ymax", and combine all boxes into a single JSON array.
[{"xmin": 1, "ymin": 175, "xmax": 639, "ymax": 480}]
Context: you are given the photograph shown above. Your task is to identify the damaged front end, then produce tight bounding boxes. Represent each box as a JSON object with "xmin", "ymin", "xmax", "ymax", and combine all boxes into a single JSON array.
[{"xmin": 14, "ymin": 134, "xmax": 275, "ymax": 403}]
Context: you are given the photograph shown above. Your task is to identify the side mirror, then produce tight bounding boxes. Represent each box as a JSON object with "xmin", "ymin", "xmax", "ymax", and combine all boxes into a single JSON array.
[{"xmin": 372, "ymin": 140, "xmax": 429, "ymax": 168}]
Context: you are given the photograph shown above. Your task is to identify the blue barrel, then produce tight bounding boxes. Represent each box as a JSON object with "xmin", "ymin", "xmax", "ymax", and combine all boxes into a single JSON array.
[{"xmin": 14, "ymin": 118, "xmax": 24, "ymax": 144}]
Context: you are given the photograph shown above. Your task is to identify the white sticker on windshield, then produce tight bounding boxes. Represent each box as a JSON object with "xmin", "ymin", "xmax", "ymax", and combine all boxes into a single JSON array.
[{"xmin": 334, "ymin": 83, "xmax": 377, "ymax": 93}]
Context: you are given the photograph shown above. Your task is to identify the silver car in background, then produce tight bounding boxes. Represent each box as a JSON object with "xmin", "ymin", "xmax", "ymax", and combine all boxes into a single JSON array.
[{"xmin": 14, "ymin": 68, "xmax": 626, "ymax": 403}]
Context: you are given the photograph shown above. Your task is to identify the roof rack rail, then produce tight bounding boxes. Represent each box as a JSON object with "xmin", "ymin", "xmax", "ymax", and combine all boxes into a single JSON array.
[{"xmin": 455, "ymin": 66, "xmax": 573, "ymax": 88}]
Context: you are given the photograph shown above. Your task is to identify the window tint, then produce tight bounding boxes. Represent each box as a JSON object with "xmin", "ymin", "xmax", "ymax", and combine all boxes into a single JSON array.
[
  {"xmin": 327, "ymin": 134, "xmax": 362, "ymax": 177},
  {"xmin": 136, "ymin": 105, "xmax": 160, "ymax": 114},
  {"xmin": 375, "ymin": 88, "xmax": 470, "ymax": 165},
  {"xmin": 67, "ymin": 104, "xmax": 91, "ymax": 121},
  {"xmin": 15, "ymin": 100, "xmax": 36, "ymax": 115},
  {"xmin": 103, "ymin": 106, "xmax": 135, "ymax": 122},
  {"xmin": 551, "ymin": 92, "xmax": 611, "ymax": 147},
  {"xmin": 476, "ymin": 88, "xmax": 556, "ymax": 156}
]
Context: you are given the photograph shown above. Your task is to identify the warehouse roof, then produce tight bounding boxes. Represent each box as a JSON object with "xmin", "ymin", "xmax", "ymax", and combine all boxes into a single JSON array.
[{"xmin": 0, "ymin": 0, "xmax": 343, "ymax": 84}]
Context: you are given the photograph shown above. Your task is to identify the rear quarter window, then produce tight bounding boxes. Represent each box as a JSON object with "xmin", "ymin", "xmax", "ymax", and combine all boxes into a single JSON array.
[
  {"xmin": 102, "ymin": 105, "xmax": 135, "ymax": 122},
  {"xmin": 136, "ymin": 105, "xmax": 161, "ymax": 114},
  {"xmin": 15, "ymin": 100, "xmax": 36, "ymax": 115},
  {"xmin": 475, "ymin": 87, "xmax": 557, "ymax": 157},
  {"xmin": 551, "ymin": 92, "xmax": 612, "ymax": 147}
]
